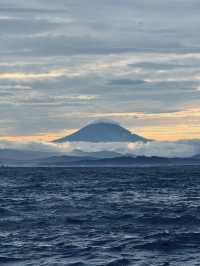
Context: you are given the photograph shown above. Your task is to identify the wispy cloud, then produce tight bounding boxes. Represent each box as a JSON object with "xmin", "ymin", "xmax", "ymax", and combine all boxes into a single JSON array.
[
  {"xmin": 0, "ymin": 52, "xmax": 200, "ymax": 82},
  {"xmin": 0, "ymin": 69, "xmax": 75, "ymax": 80},
  {"xmin": 90, "ymin": 108, "xmax": 200, "ymax": 120}
]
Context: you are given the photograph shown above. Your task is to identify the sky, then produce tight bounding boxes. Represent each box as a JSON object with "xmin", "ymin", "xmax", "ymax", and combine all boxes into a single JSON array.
[{"xmin": 1, "ymin": 0, "xmax": 200, "ymax": 141}]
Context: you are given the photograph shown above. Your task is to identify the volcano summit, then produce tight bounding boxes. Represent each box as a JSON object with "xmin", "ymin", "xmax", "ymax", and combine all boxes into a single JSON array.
[{"xmin": 54, "ymin": 121, "xmax": 148, "ymax": 143}]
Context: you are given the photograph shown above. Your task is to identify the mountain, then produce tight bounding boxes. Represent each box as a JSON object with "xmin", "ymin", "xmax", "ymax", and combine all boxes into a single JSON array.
[
  {"xmin": 0, "ymin": 149, "xmax": 61, "ymax": 166},
  {"xmin": 33, "ymin": 155, "xmax": 200, "ymax": 167},
  {"xmin": 69, "ymin": 149, "xmax": 122, "ymax": 158},
  {"xmin": 1, "ymin": 149, "xmax": 200, "ymax": 167},
  {"xmin": 53, "ymin": 121, "xmax": 148, "ymax": 143},
  {"xmin": 36, "ymin": 155, "xmax": 96, "ymax": 166}
]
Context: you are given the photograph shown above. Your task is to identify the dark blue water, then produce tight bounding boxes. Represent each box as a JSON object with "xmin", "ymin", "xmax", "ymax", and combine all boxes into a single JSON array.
[{"xmin": 0, "ymin": 166, "xmax": 200, "ymax": 266}]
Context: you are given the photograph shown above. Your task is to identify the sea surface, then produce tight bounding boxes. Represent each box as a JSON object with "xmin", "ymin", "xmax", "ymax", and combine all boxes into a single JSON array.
[{"xmin": 0, "ymin": 166, "xmax": 200, "ymax": 266}]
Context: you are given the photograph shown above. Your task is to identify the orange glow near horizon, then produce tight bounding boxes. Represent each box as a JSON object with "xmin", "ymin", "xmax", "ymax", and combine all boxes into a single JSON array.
[
  {"xmin": 1, "ymin": 125, "xmax": 200, "ymax": 142},
  {"xmin": 133, "ymin": 125, "xmax": 200, "ymax": 141},
  {"xmin": 0, "ymin": 129, "xmax": 77, "ymax": 142}
]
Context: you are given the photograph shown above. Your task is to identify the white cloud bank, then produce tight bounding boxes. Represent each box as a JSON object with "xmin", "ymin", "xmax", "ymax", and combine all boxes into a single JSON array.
[
  {"xmin": 128, "ymin": 141, "xmax": 198, "ymax": 158},
  {"xmin": 0, "ymin": 139, "xmax": 199, "ymax": 158}
]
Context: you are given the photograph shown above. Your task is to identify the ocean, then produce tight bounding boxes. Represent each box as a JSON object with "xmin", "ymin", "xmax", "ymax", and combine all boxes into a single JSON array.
[{"xmin": 0, "ymin": 166, "xmax": 200, "ymax": 266}]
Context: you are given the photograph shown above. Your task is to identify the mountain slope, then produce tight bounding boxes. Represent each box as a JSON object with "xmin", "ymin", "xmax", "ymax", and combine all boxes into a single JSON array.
[
  {"xmin": 53, "ymin": 121, "xmax": 148, "ymax": 143},
  {"xmin": 0, "ymin": 149, "xmax": 61, "ymax": 166},
  {"xmin": 33, "ymin": 155, "xmax": 200, "ymax": 167},
  {"xmin": 69, "ymin": 149, "xmax": 122, "ymax": 158}
]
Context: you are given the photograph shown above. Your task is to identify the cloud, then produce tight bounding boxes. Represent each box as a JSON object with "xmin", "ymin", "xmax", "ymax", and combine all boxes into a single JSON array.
[
  {"xmin": 0, "ymin": 139, "xmax": 199, "ymax": 158},
  {"xmin": 128, "ymin": 141, "xmax": 198, "ymax": 158},
  {"xmin": 70, "ymin": 140, "xmax": 199, "ymax": 158},
  {"xmin": 0, "ymin": 84, "xmax": 32, "ymax": 90},
  {"xmin": 90, "ymin": 108, "xmax": 200, "ymax": 120},
  {"xmin": 1, "ymin": 52, "xmax": 200, "ymax": 85},
  {"xmin": 0, "ymin": 140, "xmax": 72, "ymax": 153},
  {"xmin": 0, "ymin": 55, "xmax": 134, "ymax": 80},
  {"xmin": 0, "ymin": 69, "xmax": 73, "ymax": 81},
  {"xmin": 1, "ymin": 0, "xmax": 200, "ymax": 138},
  {"xmin": 0, "ymin": 7, "xmax": 67, "ymax": 14},
  {"xmin": 110, "ymin": 79, "xmax": 146, "ymax": 86},
  {"xmin": 0, "ymin": 91, "xmax": 98, "ymax": 107}
]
